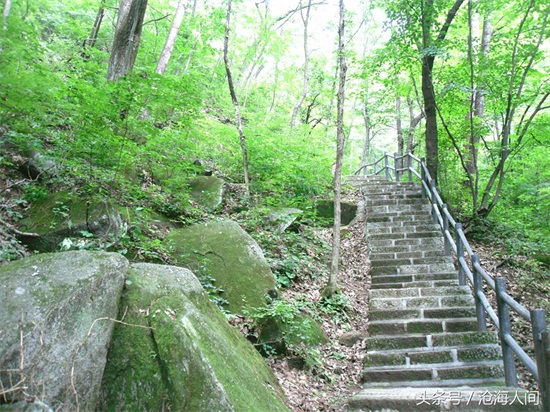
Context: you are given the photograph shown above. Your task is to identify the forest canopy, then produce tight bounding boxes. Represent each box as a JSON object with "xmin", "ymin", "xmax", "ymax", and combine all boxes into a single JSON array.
[{"xmin": 0, "ymin": 0, "xmax": 548, "ymax": 260}]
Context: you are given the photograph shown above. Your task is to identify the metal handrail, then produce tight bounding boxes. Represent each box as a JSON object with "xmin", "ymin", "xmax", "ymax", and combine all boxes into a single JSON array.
[{"xmin": 356, "ymin": 151, "xmax": 550, "ymax": 410}]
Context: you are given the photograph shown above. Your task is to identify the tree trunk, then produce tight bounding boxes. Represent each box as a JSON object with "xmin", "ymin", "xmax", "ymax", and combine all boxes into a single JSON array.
[
  {"xmin": 223, "ymin": 0, "xmax": 250, "ymax": 197},
  {"xmin": 107, "ymin": 0, "xmax": 149, "ymax": 82},
  {"xmin": 290, "ymin": 0, "xmax": 313, "ymax": 130},
  {"xmin": 322, "ymin": 0, "xmax": 346, "ymax": 299},
  {"xmin": 155, "ymin": 0, "xmax": 187, "ymax": 75},
  {"xmin": 396, "ymin": 96, "xmax": 403, "ymax": 173},
  {"xmin": 406, "ymin": 97, "xmax": 423, "ymax": 154},
  {"xmin": 84, "ymin": 0, "xmax": 106, "ymax": 49},
  {"xmin": 3, "ymin": 0, "xmax": 11, "ymax": 25},
  {"xmin": 420, "ymin": 0, "xmax": 465, "ymax": 183}
]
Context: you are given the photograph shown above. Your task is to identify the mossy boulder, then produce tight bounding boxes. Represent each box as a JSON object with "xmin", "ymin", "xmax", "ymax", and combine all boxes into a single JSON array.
[
  {"xmin": 99, "ymin": 263, "xmax": 288, "ymax": 412},
  {"xmin": 189, "ymin": 176, "xmax": 225, "ymax": 211},
  {"xmin": 17, "ymin": 191, "xmax": 123, "ymax": 252},
  {"xmin": 164, "ymin": 220, "xmax": 278, "ymax": 313},
  {"xmin": 257, "ymin": 313, "xmax": 329, "ymax": 355},
  {"xmin": 0, "ymin": 251, "xmax": 127, "ymax": 411},
  {"xmin": 264, "ymin": 208, "xmax": 303, "ymax": 233},
  {"xmin": 314, "ymin": 199, "xmax": 357, "ymax": 226}
]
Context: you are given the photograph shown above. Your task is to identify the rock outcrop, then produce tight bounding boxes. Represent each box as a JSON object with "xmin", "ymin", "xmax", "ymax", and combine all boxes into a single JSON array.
[
  {"xmin": 164, "ymin": 220, "xmax": 278, "ymax": 313},
  {"xmin": 189, "ymin": 175, "xmax": 225, "ymax": 211},
  {"xmin": 17, "ymin": 191, "xmax": 123, "ymax": 252},
  {"xmin": 0, "ymin": 251, "xmax": 288, "ymax": 412}
]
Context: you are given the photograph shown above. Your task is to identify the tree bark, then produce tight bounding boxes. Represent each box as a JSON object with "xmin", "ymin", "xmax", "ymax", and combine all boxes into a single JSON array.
[
  {"xmin": 406, "ymin": 97, "xmax": 423, "ymax": 154},
  {"xmin": 323, "ymin": 0, "xmax": 346, "ymax": 299},
  {"xmin": 84, "ymin": 0, "xmax": 106, "ymax": 49},
  {"xmin": 3, "ymin": 0, "xmax": 11, "ymax": 20},
  {"xmin": 107, "ymin": 0, "xmax": 149, "ymax": 82},
  {"xmin": 396, "ymin": 96, "xmax": 403, "ymax": 173},
  {"xmin": 155, "ymin": 0, "xmax": 187, "ymax": 75},
  {"xmin": 223, "ymin": 0, "xmax": 250, "ymax": 197},
  {"xmin": 290, "ymin": 0, "xmax": 313, "ymax": 130},
  {"xmin": 420, "ymin": 0, "xmax": 465, "ymax": 182}
]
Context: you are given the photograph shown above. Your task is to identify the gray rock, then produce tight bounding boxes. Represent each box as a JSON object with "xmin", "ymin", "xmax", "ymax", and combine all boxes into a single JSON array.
[
  {"xmin": 189, "ymin": 176, "xmax": 225, "ymax": 210},
  {"xmin": 314, "ymin": 199, "xmax": 358, "ymax": 227},
  {"xmin": 0, "ymin": 251, "xmax": 127, "ymax": 411},
  {"xmin": 99, "ymin": 263, "xmax": 288, "ymax": 411},
  {"xmin": 17, "ymin": 191, "xmax": 123, "ymax": 252},
  {"xmin": 164, "ymin": 220, "xmax": 278, "ymax": 313},
  {"xmin": 339, "ymin": 331, "xmax": 367, "ymax": 347},
  {"xmin": 264, "ymin": 208, "xmax": 302, "ymax": 233}
]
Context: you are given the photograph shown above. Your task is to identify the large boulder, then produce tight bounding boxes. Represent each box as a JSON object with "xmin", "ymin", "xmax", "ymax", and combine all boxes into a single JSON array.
[
  {"xmin": 0, "ymin": 251, "xmax": 127, "ymax": 411},
  {"xmin": 314, "ymin": 199, "xmax": 357, "ymax": 226},
  {"xmin": 189, "ymin": 176, "xmax": 225, "ymax": 211},
  {"xmin": 99, "ymin": 263, "xmax": 288, "ymax": 412},
  {"xmin": 164, "ymin": 220, "xmax": 278, "ymax": 313},
  {"xmin": 17, "ymin": 191, "xmax": 123, "ymax": 252}
]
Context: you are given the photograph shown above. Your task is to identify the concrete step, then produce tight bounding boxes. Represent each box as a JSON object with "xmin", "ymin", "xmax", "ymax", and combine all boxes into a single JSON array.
[
  {"xmin": 372, "ymin": 279, "xmax": 460, "ymax": 289},
  {"xmin": 369, "ymin": 285, "xmax": 471, "ymax": 299},
  {"xmin": 370, "ymin": 262, "xmax": 456, "ymax": 276},
  {"xmin": 368, "ymin": 243, "xmax": 445, "ymax": 254},
  {"xmin": 364, "ymin": 345, "xmax": 503, "ymax": 368},
  {"xmin": 369, "ymin": 318, "xmax": 478, "ymax": 335},
  {"xmin": 369, "ymin": 306, "xmax": 477, "ymax": 321},
  {"xmin": 362, "ymin": 361, "xmax": 505, "ymax": 386},
  {"xmin": 365, "ymin": 204, "xmax": 432, "ymax": 214},
  {"xmin": 371, "ymin": 272, "xmax": 459, "ymax": 287},
  {"xmin": 369, "ymin": 250, "xmax": 447, "ymax": 260},
  {"xmin": 365, "ymin": 198, "xmax": 428, "ymax": 206},
  {"xmin": 367, "ymin": 223, "xmax": 441, "ymax": 235},
  {"xmin": 348, "ymin": 387, "xmax": 541, "ymax": 411},
  {"xmin": 368, "ymin": 237, "xmax": 445, "ymax": 250},
  {"xmin": 369, "ymin": 294, "xmax": 474, "ymax": 312},
  {"xmin": 367, "ymin": 230, "xmax": 442, "ymax": 241},
  {"xmin": 370, "ymin": 256, "xmax": 454, "ymax": 268},
  {"xmin": 366, "ymin": 331, "xmax": 500, "ymax": 351},
  {"xmin": 366, "ymin": 213, "xmax": 434, "ymax": 224}
]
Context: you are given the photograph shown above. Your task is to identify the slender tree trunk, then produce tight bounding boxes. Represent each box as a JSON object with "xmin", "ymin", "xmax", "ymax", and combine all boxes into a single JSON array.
[
  {"xmin": 406, "ymin": 98, "xmax": 423, "ymax": 154},
  {"xmin": 3, "ymin": 0, "xmax": 11, "ymax": 29},
  {"xmin": 322, "ymin": 0, "xmax": 347, "ymax": 299},
  {"xmin": 155, "ymin": 0, "xmax": 187, "ymax": 75},
  {"xmin": 361, "ymin": 104, "xmax": 371, "ymax": 175},
  {"xmin": 107, "ymin": 0, "xmax": 149, "ymax": 82},
  {"xmin": 223, "ymin": 0, "xmax": 250, "ymax": 197},
  {"xmin": 396, "ymin": 96, "xmax": 403, "ymax": 173},
  {"xmin": 290, "ymin": 0, "xmax": 313, "ymax": 130},
  {"xmin": 84, "ymin": 0, "xmax": 106, "ymax": 49},
  {"xmin": 420, "ymin": 0, "xmax": 465, "ymax": 183}
]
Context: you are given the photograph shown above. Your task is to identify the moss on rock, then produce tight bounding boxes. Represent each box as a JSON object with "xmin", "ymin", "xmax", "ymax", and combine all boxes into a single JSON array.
[
  {"xmin": 99, "ymin": 263, "xmax": 288, "ymax": 411},
  {"xmin": 164, "ymin": 220, "xmax": 278, "ymax": 313}
]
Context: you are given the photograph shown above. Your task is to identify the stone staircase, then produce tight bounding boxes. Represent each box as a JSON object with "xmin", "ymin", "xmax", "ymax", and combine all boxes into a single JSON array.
[{"xmin": 345, "ymin": 175, "xmax": 539, "ymax": 411}]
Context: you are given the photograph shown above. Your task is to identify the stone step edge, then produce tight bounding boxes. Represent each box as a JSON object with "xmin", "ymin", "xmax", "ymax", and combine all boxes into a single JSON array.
[
  {"xmin": 362, "ymin": 359, "xmax": 503, "ymax": 372},
  {"xmin": 365, "ymin": 343, "xmax": 502, "ymax": 356}
]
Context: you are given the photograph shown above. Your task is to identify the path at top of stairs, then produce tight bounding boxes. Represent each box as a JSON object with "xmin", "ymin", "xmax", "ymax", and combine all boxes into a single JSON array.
[{"xmin": 345, "ymin": 175, "xmax": 541, "ymax": 412}]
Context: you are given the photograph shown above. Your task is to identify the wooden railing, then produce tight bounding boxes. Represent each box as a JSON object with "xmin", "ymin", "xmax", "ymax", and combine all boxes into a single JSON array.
[{"xmin": 356, "ymin": 152, "xmax": 550, "ymax": 410}]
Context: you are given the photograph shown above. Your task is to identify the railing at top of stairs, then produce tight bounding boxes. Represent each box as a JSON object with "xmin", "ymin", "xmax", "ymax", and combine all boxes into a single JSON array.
[{"xmin": 355, "ymin": 152, "xmax": 550, "ymax": 411}]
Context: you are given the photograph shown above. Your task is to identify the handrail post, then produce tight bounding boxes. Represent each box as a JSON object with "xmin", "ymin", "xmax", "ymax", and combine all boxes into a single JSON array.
[
  {"xmin": 407, "ymin": 151, "xmax": 413, "ymax": 182},
  {"xmin": 472, "ymin": 254, "xmax": 487, "ymax": 332},
  {"xmin": 384, "ymin": 153, "xmax": 390, "ymax": 180},
  {"xmin": 430, "ymin": 180, "xmax": 438, "ymax": 224},
  {"xmin": 442, "ymin": 204, "xmax": 451, "ymax": 256},
  {"xmin": 495, "ymin": 277, "xmax": 518, "ymax": 387},
  {"xmin": 394, "ymin": 152, "xmax": 400, "ymax": 182},
  {"xmin": 531, "ymin": 309, "xmax": 549, "ymax": 408},
  {"xmin": 421, "ymin": 158, "xmax": 426, "ymax": 199},
  {"xmin": 456, "ymin": 223, "xmax": 466, "ymax": 286},
  {"xmin": 542, "ymin": 330, "xmax": 550, "ymax": 412}
]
